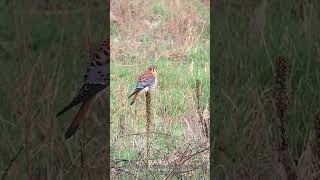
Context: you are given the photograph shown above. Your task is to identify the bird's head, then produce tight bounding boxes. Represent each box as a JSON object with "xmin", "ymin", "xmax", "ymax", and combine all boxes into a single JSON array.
[{"xmin": 148, "ymin": 65, "xmax": 157, "ymax": 76}]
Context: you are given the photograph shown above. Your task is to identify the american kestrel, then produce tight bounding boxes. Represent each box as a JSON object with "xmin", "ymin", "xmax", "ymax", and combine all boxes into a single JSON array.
[
  {"xmin": 128, "ymin": 65, "xmax": 157, "ymax": 105},
  {"xmin": 56, "ymin": 40, "xmax": 110, "ymax": 139}
]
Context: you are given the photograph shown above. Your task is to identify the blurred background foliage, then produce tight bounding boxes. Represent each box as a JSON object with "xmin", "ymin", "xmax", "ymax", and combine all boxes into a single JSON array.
[
  {"xmin": 213, "ymin": 0, "xmax": 320, "ymax": 179},
  {"xmin": 0, "ymin": 0, "xmax": 108, "ymax": 179}
]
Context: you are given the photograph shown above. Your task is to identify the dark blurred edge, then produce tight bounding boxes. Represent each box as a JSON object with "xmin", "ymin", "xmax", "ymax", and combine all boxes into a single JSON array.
[
  {"xmin": 210, "ymin": 0, "xmax": 320, "ymax": 179},
  {"xmin": 209, "ymin": 0, "xmax": 214, "ymax": 180},
  {"xmin": 105, "ymin": 0, "xmax": 111, "ymax": 179}
]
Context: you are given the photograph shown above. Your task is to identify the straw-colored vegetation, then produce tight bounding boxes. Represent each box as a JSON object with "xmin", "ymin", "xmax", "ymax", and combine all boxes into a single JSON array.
[
  {"xmin": 213, "ymin": 0, "xmax": 320, "ymax": 179},
  {"xmin": 110, "ymin": 0, "xmax": 210, "ymax": 178},
  {"xmin": 0, "ymin": 0, "xmax": 209, "ymax": 179}
]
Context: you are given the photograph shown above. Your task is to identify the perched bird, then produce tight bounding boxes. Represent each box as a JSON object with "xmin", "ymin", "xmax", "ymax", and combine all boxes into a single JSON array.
[
  {"xmin": 128, "ymin": 65, "xmax": 157, "ymax": 105},
  {"xmin": 56, "ymin": 40, "xmax": 110, "ymax": 139}
]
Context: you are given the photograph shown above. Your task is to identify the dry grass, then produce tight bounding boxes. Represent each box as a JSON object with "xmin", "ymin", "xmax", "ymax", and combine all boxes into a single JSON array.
[
  {"xmin": 213, "ymin": 0, "xmax": 320, "ymax": 179},
  {"xmin": 110, "ymin": 0, "xmax": 210, "ymax": 178},
  {"xmin": 297, "ymin": 112, "xmax": 320, "ymax": 180},
  {"xmin": 0, "ymin": 0, "xmax": 210, "ymax": 179},
  {"xmin": 0, "ymin": 1, "xmax": 109, "ymax": 179}
]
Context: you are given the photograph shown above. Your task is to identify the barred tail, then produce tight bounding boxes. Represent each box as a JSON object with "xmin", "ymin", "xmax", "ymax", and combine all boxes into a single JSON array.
[
  {"xmin": 128, "ymin": 90, "xmax": 136, "ymax": 99},
  {"xmin": 130, "ymin": 93, "xmax": 139, "ymax": 105},
  {"xmin": 128, "ymin": 89, "xmax": 141, "ymax": 105},
  {"xmin": 65, "ymin": 96, "xmax": 95, "ymax": 139},
  {"xmin": 56, "ymin": 101, "xmax": 79, "ymax": 117}
]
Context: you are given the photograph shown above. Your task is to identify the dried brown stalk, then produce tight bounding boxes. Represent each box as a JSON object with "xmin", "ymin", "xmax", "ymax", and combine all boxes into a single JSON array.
[
  {"xmin": 15, "ymin": 2, "xmax": 32, "ymax": 177},
  {"xmin": 195, "ymin": 80, "xmax": 209, "ymax": 139},
  {"xmin": 145, "ymin": 91, "xmax": 151, "ymax": 168},
  {"xmin": 274, "ymin": 56, "xmax": 296, "ymax": 180}
]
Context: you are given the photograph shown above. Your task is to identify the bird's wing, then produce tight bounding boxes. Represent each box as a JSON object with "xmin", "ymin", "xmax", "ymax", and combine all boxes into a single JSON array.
[
  {"xmin": 136, "ymin": 74, "xmax": 155, "ymax": 90},
  {"xmin": 57, "ymin": 53, "xmax": 109, "ymax": 117},
  {"xmin": 84, "ymin": 62, "xmax": 109, "ymax": 85},
  {"xmin": 56, "ymin": 83, "xmax": 106, "ymax": 117}
]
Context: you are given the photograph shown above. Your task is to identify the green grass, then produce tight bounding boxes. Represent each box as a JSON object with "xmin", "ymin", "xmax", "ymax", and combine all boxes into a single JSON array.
[
  {"xmin": 0, "ymin": 0, "xmax": 209, "ymax": 179},
  {"xmin": 110, "ymin": 0, "xmax": 210, "ymax": 178},
  {"xmin": 111, "ymin": 52, "xmax": 209, "ymax": 158},
  {"xmin": 110, "ymin": 56, "xmax": 209, "ymax": 123}
]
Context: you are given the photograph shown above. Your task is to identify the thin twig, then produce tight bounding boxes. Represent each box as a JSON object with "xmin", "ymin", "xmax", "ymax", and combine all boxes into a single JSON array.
[
  {"xmin": 118, "ymin": 131, "xmax": 171, "ymax": 138},
  {"xmin": 64, "ymin": 136, "xmax": 95, "ymax": 176},
  {"xmin": 164, "ymin": 144, "xmax": 191, "ymax": 180},
  {"xmin": 111, "ymin": 167, "xmax": 134, "ymax": 176},
  {"xmin": 136, "ymin": 152, "xmax": 156, "ymax": 180},
  {"xmin": 80, "ymin": 140, "xmax": 84, "ymax": 180},
  {"xmin": 13, "ymin": 8, "xmax": 107, "ymax": 15},
  {"xmin": 164, "ymin": 147, "xmax": 209, "ymax": 179},
  {"xmin": 169, "ymin": 162, "xmax": 207, "ymax": 175},
  {"xmin": 1, "ymin": 146, "xmax": 24, "ymax": 180}
]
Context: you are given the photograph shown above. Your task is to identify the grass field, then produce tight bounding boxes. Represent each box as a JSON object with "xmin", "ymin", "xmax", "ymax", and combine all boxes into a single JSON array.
[
  {"xmin": 110, "ymin": 0, "xmax": 210, "ymax": 179},
  {"xmin": 213, "ymin": 0, "xmax": 320, "ymax": 179},
  {"xmin": 0, "ymin": 0, "xmax": 210, "ymax": 179}
]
